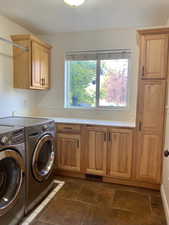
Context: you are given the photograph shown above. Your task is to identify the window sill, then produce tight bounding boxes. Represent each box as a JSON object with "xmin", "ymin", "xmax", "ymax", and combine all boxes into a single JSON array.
[{"xmin": 64, "ymin": 106, "xmax": 129, "ymax": 112}]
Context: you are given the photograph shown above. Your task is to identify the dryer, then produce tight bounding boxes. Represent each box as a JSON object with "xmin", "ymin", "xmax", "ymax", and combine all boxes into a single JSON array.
[
  {"xmin": 0, "ymin": 117, "xmax": 56, "ymax": 215},
  {"xmin": 0, "ymin": 125, "xmax": 25, "ymax": 225}
]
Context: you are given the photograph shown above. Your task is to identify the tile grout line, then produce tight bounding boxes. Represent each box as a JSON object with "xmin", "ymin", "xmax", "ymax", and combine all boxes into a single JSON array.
[{"xmin": 21, "ymin": 180, "xmax": 65, "ymax": 225}]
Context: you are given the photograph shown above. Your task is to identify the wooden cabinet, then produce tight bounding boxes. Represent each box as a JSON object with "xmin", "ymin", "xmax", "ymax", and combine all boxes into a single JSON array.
[
  {"xmin": 11, "ymin": 35, "xmax": 51, "ymax": 90},
  {"xmin": 32, "ymin": 42, "xmax": 42, "ymax": 89},
  {"xmin": 140, "ymin": 33, "xmax": 168, "ymax": 79},
  {"xmin": 136, "ymin": 132, "xmax": 162, "ymax": 184},
  {"xmin": 85, "ymin": 126, "xmax": 107, "ymax": 176},
  {"xmin": 85, "ymin": 126, "xmax": 133, "ymax": 179},
  {"xmin": 57, "ymin": 124, "xmax": 81, "ymax": 133},
  {"xmin": 57, "ymin": 133, "xmax": 81, "ymax": 172},
  {"xmin": 135, "ymin": 29, "xmax": 168, "ymax": 185},
  {"xmin": 138, "ymin": 80, "xmax": 166, "ymax": 132},
  {"xmin": 32, "ymin": 41, "xmax": 50, "ymax": 89},
  {"xmin": 107, "ymin": 128, "xmax": 133, "ymax": 179}
]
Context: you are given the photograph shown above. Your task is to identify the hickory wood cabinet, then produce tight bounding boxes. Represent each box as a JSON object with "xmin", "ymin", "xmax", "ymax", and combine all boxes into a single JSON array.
[
  {"xmin": 139, "ymin": 33, "xmax": 168, "ymax": 79},
  {"xmin": 11, "ymin": 35, "xmax": 51, "ymax": 90},
  {"xmin": 56, "ymin": 124, "xmax": 81, "ymax": 172},
  {"xmin": 85, "ymin": 126, "xmax": 133, "ymax": 179},
  {"xmin": 56, "ymin": 123, "xmax": 133, "ymax": 181},
  {"xmin": 57, "ymin": 133, "xmax": 81, "ymax": 172},
  {"xmin": 135, "ymin": 28, "xmax": 169, "ymax": 185},
  {"xmin": 107, "ymin": 128, "xmax": 133, "ymax": 179},
  {"xmin": 85, "ymin": 126, "xmax": 107, "ymax": 176}
]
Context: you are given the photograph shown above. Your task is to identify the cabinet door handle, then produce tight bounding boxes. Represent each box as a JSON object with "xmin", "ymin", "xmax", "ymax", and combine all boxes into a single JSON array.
[
  {"xmin": 77, "ymin": 140, "xmax": 79, "ymax": 148},
  {"xmin": 40, "ymin": 78, "xmax": 43, "ymax": 85},
  {"xmin": 139, "ymin": 121, "xmax": 142, "ymax": 131},
  {"xmin": 104, "ymin": 132, "xmax": 107, "ymax": 142},
  {"xmin": 108, "ymin": 132, "xmax": 111, "ymax": 142},
  {"xmin": 64, "ymin": 127, "xmax": 72, "ymax": 130},
  {"xmin": 42, "ymin": 78, "xmax": 45, "ymax": 86},
  {"xmin": 142, "ymin": 66, "xmax": 144, "ymax": 76}
]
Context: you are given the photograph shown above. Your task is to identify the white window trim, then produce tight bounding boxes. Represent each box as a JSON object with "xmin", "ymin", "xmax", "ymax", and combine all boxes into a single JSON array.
[{"xmin": 64, "ymin": 50, "xmax": 131, "ymax": 111}]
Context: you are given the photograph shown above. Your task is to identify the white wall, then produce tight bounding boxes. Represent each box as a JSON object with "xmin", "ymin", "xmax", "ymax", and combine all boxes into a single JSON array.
[
  {"xmin": 0, "ymin": 14, "xmax": 36, "ymax": 117},
  {"xmin": 34, "ymin": 29, "xmax": 138, "ymax": 122}
]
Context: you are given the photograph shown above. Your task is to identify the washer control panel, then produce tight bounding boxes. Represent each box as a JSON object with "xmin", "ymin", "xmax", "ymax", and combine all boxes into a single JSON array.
[
  {"xmin": 0, "ymin": 129, "xmax": 25, "ymax": 146},
  {"xmin": 0, "ymin": 136, "xmax": 9, "ymax": 145}
]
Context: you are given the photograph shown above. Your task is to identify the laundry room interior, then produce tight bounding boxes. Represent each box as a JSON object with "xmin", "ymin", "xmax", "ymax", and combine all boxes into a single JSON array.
[{"xmin": 0, "ymin": 0, "xmax": 169, "ymax": 225}]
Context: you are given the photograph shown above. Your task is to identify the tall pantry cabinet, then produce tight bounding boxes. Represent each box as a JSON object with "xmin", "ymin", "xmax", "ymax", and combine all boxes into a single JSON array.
[{"xmin": 135, "ymin": 29, "xmax": 169, "ymax": 186}]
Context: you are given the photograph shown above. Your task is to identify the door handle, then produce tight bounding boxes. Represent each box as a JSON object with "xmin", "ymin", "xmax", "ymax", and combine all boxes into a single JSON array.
[
  {"xmin": 104, "ymin": 132, "xmax": 107, "ymax": 142},
  {"xmin": 142, "ymin": 66, "xmax": 144, "ymax": 76},
  {"xmin": 77, "ymin": 140, "xmax": 79, "ymax": 148},
  {"xmin": 164, "ymin": 150, "xmax": 169, "ymax": 157},
  {"xmin": 40, "ymin": 78, "xmax": 43, "ymax": 85},
  {"xmin": 139, "ymin": 121, "xmax": 142, "ymax": 131},
  {"xmin": 108, "ymin": 132, "xmax": 111, "ymax": 142},
  {"xmin": 42, "ymin": 78, "xmax": 45, "ymax": 86}
]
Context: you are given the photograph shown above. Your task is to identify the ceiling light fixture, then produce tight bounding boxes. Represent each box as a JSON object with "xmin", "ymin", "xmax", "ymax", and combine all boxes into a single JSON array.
[{"xmin": 64, "ymin": 0, "xmax": 85, "ymax": 7}]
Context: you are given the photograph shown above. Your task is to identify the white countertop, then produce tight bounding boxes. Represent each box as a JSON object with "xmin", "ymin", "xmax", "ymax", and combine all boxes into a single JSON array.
[
  {"xmin": 14, "ymin": 115, "xmax": 136, "ymax": 128},
  {"xmin": 50, "ymin": 117, "xmax": 136, "ymax": 128}
]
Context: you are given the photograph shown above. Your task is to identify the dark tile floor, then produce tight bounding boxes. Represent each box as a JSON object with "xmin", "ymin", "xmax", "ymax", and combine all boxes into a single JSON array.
[{"xmin": 30, "ymin": 177, "xmax": 166, "ymax": 225}]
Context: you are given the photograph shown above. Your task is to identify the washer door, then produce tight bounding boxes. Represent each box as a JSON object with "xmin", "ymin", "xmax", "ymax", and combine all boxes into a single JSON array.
[
  {"xmin": 32, "ymin": 134, "xmax": 55, "ymax": 182},
  {"xmin": 0, "ymin": 149, "xmax": 24, "ymax": 216}
]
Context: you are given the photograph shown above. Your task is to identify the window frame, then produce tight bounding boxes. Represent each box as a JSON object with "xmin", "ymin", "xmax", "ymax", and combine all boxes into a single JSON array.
[{"xmin": 64, "ymin": 51, "xmax": 131, "ymax": 111}]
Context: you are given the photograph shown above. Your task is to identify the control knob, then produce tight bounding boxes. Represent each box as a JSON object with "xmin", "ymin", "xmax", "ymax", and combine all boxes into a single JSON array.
[
  {"xmin": 0, "ymin": 136, "xmax": 9, "ymax": 145},
  {"xmin": 42, "ymin": 124, "xmax": 48, "ymax": 132}
]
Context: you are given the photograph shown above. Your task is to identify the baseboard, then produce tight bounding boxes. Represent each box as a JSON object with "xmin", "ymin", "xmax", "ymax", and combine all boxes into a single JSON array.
[{"xmin": 161, "ymin": 184, "xmax": 169, "ymax": 225}]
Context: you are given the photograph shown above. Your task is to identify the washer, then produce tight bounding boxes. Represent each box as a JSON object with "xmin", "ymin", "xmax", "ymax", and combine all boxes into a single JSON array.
[
  {"xmin": 0, "ymin": 117, "xmax": 56, "ymax": 215},
  {"xmin": 0, "ymin": 125, "xmax": 25, "ymax": 225}
]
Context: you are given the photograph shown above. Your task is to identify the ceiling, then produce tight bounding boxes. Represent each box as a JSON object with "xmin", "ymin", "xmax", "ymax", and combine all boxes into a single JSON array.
[{"xmin": 0, "ymin": 0, "xmax": 169, "ymax": 34}]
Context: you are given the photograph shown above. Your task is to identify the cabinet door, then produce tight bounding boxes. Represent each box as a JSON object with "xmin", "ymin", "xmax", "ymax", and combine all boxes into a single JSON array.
[
  {"xmin": 41, "ymin": 47, "xmax": 50, "ymax": 88},
  {"xmin": 107, "ymin": 129, "xmax": 133, "ymax": 179},
  {"xmin": 140, "ymin": 34, "xmax": 168, "ymax": 79},
  {"xmin": 32, "ymin": 42, "xmax": 42, "ymax": 88},
  {"xmin": 57, "ymin": 133, "xmax": 81, "ymax": 172},
  {"xmin": 138, "ymin": 80, "xmax": 166, "ymax": 132},
  {"xmin": 86, "ymin": 127, "xmax": 107, "ymax": 176},
  {"xmin": 136, "ymin": 132, "xmax": 162, "ymax": 184}
]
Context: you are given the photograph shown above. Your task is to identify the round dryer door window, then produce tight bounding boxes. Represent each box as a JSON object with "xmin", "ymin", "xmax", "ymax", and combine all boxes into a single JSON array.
[
  {"xmin": 32, "ymin": 134, "xmax": 55, "ymax": 182},
  {"xmin": 0, "ymin": 150, "xmax": 24, "ymax": 216}
]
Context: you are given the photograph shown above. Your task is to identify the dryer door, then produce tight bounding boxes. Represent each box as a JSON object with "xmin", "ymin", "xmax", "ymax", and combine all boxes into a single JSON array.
[
  {"xmin": 0, "ymin": 149, "xmax": 25, "ymax": 216},
  {"xmin": 32, "ymin": 134, "xmax": 55, "ymax": 182}
]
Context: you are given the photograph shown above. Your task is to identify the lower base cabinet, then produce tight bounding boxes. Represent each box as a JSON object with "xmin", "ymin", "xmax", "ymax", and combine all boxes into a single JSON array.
[
  {"xmin": 85, "ymin": 126, "xmax": 107, "ymax": 176},
  {"xmin": 57, "ymin": 133, "xmax": 81, "ymax": 172},
  {"xmin": 85, "ymin": 126, "xmax": 133, "ymax": 179},
  {"xmin": 107, "ymin": 129, "xmax": 133, "ymax": 179},
  {"xmin": 56, "ymin": 123, "xmax": 162, "ymax": 190},
  {"xmin": 135, "ymin": 131, "xmax": 162, "ymax": 184}
]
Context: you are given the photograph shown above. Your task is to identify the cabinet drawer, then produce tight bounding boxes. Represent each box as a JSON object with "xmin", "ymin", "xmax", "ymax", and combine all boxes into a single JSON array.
[{"xmin": 56, "ymin": 123, "xmax": 81, "ymax": 133}]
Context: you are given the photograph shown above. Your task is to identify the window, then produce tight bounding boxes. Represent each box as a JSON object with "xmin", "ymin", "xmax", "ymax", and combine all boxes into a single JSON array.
[{"xmin": 65, "ymin": 50, "xmax": 131, "ymax": 109}]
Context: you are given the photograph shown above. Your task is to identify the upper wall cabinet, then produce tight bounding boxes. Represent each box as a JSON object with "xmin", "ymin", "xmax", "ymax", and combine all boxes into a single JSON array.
[
  {"xmin": 11, "ymin": 35, "xmax": 51, "ymax": 90},
  {"xmin": 140, "ymin": 33, "xmax": 168, "ymax": 79}
]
